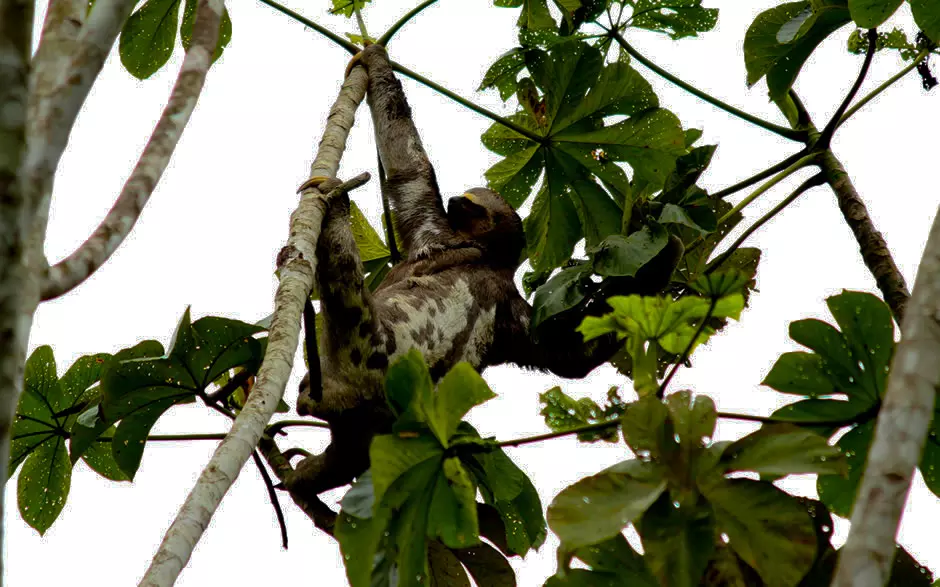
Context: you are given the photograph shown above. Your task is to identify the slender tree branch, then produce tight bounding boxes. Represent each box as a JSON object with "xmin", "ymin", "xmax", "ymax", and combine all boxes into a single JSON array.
[
  {"xmin": 706, "ymin": 173, "xmax": 826, "ymax": 274},
  {"xmin": 817, "ymin": 29, "xmax": 877, "ymax": 149},
  {"xmin": 377, "ymin": 0, "xmax": 440, "ymax": 46},
  {"xmin": 716, "ymin": 411, "xmax": 863, "ymax": 428},
  {"xmin": 258, "ymin": 437, "xmax": 338, "ymax": 535},
  {"xmin": 711, "ymin": 150, "xmax": 808, "ymax": 200},
  {"xmin": 251, "ymin": 450, "xmax": 289, "ymax": 549},
  {"xmin": 95, "ymin": 433, "xmax": 229, "ymax": 442},
  {"xmin": 839, "ymin": 48, "xmax": 932, "ymax": 127},
  {"xmin": 266, "ymin": 419, "xmax": 330, "ymax": 435},
  {"xmin": 832, "ymin": 206, "xmax": 940, "ymax": 587},
  {"xmin": 607, "ymin": 30, "xmax": 808, "ymax": 142},
  {"xmin": 353, "ymin": 4, "xmax": 368, "ymax": 40},
  {"xmin": 41, "ymin": 0, "xmax": 217, "ymax": 300},
  {"xmin": 716, "ymin": 154, "xmax": 817, "ymax": 226},
  {"xmin": 655, "ymin": 298, "xmax": 718, "ymax": 399},
  {"xmin": 138, "ymin": 56, "xmax": 368, "ymax": 586},
  {"xmin": 817, "ymin": 149, "xmax": 909, "ymax": 324}
]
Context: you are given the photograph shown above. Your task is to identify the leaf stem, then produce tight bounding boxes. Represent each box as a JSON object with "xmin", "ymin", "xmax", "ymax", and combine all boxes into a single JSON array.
[
  {"xmin": 252, "ymin": 450, "xmax": 289, "ymax": 549},
  {"xmin": 495, "ymin": 420, "xmax": 620, "ymax": 448},
  {"xmin": 706, "ymin": 173, "xmax": 825, "ymax": 274},
  {"xmin": 354, "ymin": 4, "xmax": 369, "ymax": 39},
  {"xmin": 255, "ymin": 0, "xmax": 360, "ymax": 54},
  {"xmin": 607, "ymin": 30, "xmax": 808, "ymax": 142},
  {"xmin": 711, "ymin": 150, "xmax": 808, "ymax": 200},
  {"xmin": 377, "ymin": 0, "xmax": 441, "ymax": 46},
  {"xmin": 839, "ymin": 48, "xmax": 931, "ymax": 127},
  {"xmin": 656, "ymin": 297, "xmax": 718, "ymax": 399},
  {"xmin": 817, "ymin": 28, "xmax": 877, "ymax": 148},
  {"xmin": 392, "ymin": 61, "xmax": 544, "ymax": 142},
  {"xmin": 377, "ymin": 156, "xmax": 401, "ymax": 263},
  {"xmin": 716, "ymin": 154, "xmax": 817, "ymax": 226}
]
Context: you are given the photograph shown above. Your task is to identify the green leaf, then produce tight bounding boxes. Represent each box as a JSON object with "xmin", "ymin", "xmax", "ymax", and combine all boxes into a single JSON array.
[
  {"xmin": 744, "ymin": 1, "xmax": 852, "ymax": 100},
  {"xmin": 524, "ymin": 184, "xmax": 581, "ymax": 271},
  {"xmin": 385, "ymin": 349, "xmax": 434, "ymax": 430},
  {"xmin": 427, "ymin": 541, "xmax": 472, "ymax": 587},
  {"xmin": 531, "ymin": 265, "xmax": 593, "ymax": 331},
  {"xmin": 620, "ymin": 396, "xmax": 674, "ymax": 458},
  {"xmin": 430, "ymin": 364, "xmax": 495, "ymax": 447},
  {"xmin": 592, "ymin": 225, "xmax": 668, "ymax": 277},
  {"xmin": 665, "ymin": 390, "xmax": 716, "ymax": 448},
  {"xmin": 472, "ymin": 463, "xmax": 546, "ymax": 555},
  {"xmin": 486, "ymin": 146, "xmax": 544, "ymax": 209},
  {"xmin": 479, "ymin": 48, "xmax": 527, "ymax": 101},
  {"xmin": 330, "ymin": 0, "xmax": 371, "ymax": 17},
  {"xmin": 701, "ymin": 478, "xmax": 817, "ymax": 586},
  {"xmin": 629, "ymin": 0, "xmax": 719, "ymax": 40},
  {"xmin": 769, "ymin": 398, "xmax": 870, "ymax": 426},
  {"xmin": 81, "ymin": 432, "xmax": 130, "ymax": 482},
  {"xmin": 639, "ymin": 495, "xmax": 715, "ymax": 587},
  {"xmin": 112, "ymin": 397, "xmax": 179, "ymax": 478},
  {"xmin": 119, "ymin": 0, "xmax": 182, "ymax": 80},
  {"xmin": 718, "ymin": 424, "xmax": 846, "ymax": 477},
  {"xmin": 910, "ymin": 0, "xmax": 940, "ymax": 44},
  {"xmin": 350, "ymin": 200, "xmax": 391, "ymax": 264},
  {"xmin": 17, "ymin": 437, "xmax": 71, "ymax": 535},
  {"xmin": 848, "ymin": 0, "xmax": 903, "ymax": 27},
  {"xmin": 370, "ymin": 433, "xmax": 443, "ymax": 504},
  {"xmin": 548, "ymin": 460, "xmax": 665, "ymax": 548},
  {"xmin": 817, "ymin": 421, "xmax": 874, "ymax": 517},
  {"xmin": 890, "ymin": 546, "xmax": 935, "ymax": 586},
  {"xmin": 920, "ymin": 435, "xmax": 940, "ymax": 498},
  {"xmin": 825, "ymin": 290, "xmax": 895, "ymax": 396},
  {"xmin": 427, "ymin": 458, "xmax": 480, "ymax": 548},
  {"xmin": 763, "ymin": 352, "xmax": 835, "ymax": 397},
  {"xmin": 538, "ymin": 386, "xmax": 621, "ymax": 442},
  {"xmin": 451, "ymin": 542, "xmax": 517, "ymax": 586},
  {"xmin": 180, "ymin": 0, "xmax": 232, "ymax": 62}
]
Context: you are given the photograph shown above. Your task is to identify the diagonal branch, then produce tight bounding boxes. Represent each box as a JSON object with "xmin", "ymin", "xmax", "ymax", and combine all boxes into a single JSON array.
[
  {"xmin": 818, "ymin": 149, "xmax": 910, "ymax": 323},
  {"xmin": 831, "ymin": 205, "xmax": 940, "ymax": 587},
  {"xmin": 137, "ymin": 62, "xmax": 370, "ymax": 586},
  {"xmin": 41, "ymin": 0, "xmax": 215, "ymax": 300},
  {"xmin": 817, "ymin": 28, "xmax": 877, "ymax": 149}
]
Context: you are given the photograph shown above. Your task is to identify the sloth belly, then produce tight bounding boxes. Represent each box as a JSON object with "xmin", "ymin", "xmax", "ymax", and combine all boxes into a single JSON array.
[{"xmin": 375, "ymin": 274, "xmax": 497, "ymax": 376}]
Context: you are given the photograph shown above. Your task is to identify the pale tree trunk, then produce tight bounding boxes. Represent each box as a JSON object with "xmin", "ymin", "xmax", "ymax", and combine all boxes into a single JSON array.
[
  {"xmin": 831, "ymin": 206, "xmax": 940, "ymax": 587},
  {"xmin": 0, "ymin": 0, "xmax": 35, "ymax": 581},
  {"xmin": 138, "ymin": 65, "xmax": 370, "ymax": 587}
]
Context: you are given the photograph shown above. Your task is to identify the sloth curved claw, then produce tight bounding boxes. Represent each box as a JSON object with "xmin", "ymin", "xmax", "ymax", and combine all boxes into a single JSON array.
[{"xmin": 297, "ymin": 175, "xmax": 335, "ymax": 194}]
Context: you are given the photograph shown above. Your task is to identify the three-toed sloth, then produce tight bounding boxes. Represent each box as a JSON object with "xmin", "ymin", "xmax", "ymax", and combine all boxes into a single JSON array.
[{"xmin": 287, "ymin": 44, "xmax": 676, "ymax": 506}]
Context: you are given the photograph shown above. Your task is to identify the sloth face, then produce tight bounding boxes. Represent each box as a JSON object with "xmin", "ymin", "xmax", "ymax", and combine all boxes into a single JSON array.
[{"xmin": 447, "ymin": 187, "xmax": 526, "ymax": 267}]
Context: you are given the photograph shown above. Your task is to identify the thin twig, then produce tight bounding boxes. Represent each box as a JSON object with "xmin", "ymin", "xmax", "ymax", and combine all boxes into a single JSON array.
[
  {"xmin": 256, "ymin": 0, "xmax": 359, "ymax": 54},
  {"xmin": 817, "ymin": 29, "xmax": 877, "ymax": 149},
  {"xmin": 205, "ymin": 369, "xmax": 253, "ymax": 405},
  {"xmin": 716, "ymin": 154, "xmax": 817, "ymax": 226},
  {"xmin": 711, "ymin": 151, "xmax": 808, "ymax": 200},
  {"xmin": 266, "ymin": 419, "xmax": 330, "ymax": 435},
  {"xmin": 377, "ymin": 156, "xmax": 400, "ymax": 263},
  {"xmin": 251, "ymin": 450, "xmax": 288, "ymax": 549},
  {"xmin": 41, "ymin": 0, "xmax": 219, "ymax": 300},
  {"xmin": 607, "ymin": 29, "xmax": 807, "ymax": 142}
]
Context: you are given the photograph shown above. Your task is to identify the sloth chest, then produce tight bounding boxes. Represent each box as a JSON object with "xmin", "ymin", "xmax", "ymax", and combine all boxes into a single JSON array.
[{"xmin": 377, "ymin": 275, "xmax": 498, "ymax": 373}]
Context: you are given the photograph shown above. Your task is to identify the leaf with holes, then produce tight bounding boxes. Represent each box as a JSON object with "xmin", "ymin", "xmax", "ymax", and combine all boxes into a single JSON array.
[{"xmin": 628, "ymin": 0, "xmax": 719, "ymax": 40}]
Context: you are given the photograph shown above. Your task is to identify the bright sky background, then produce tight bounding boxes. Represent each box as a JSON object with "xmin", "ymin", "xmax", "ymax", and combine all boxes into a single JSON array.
[{"xmin": 5, "ymin": 0, "xmax": 939, "ymax": 585}]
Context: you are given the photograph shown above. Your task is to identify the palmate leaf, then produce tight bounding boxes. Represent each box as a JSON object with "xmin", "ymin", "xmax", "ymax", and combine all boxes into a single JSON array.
[
  {"xmin": 482, "ymin": 42, "xmax": 686, "ymax": 272},
  {"xmin": 330, "ymin": 0, "xmax": 372, "ymax": 17},
  {"xmin": 910, "ymin": 0, "xmax": 940, "ymax": 43},
  {"xmin": 495, "ymin": 0, "xmax": 582, "ymax": 30},
  {"xmin": 848, "ymin": 0, "xmax": 904, "ymax": 28},
  {"xmin": 545, "ymin": 534, "xmax": 659, "ymax": 587},
  {"xmin": 11, "ymin": 348, "xmax": 113, "ymax": 534},
  {"xmin": 744, "ymin": 0, "xmax": 852, "ymax": 100},
  {"xmin": 624, "ymin": 0, "xmax": 719, "ymax": 40}
]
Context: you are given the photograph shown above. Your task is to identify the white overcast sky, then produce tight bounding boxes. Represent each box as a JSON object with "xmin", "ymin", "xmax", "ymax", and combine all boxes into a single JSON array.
[{"xmin": 5, "ymin": 0, "xmax": 939, "ymax": 585}]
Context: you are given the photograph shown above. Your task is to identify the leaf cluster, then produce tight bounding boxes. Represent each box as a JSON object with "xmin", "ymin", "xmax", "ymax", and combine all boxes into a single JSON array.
[{"xmin": 335, "ymin": 351, "xmax": 545, "ymax": 587}]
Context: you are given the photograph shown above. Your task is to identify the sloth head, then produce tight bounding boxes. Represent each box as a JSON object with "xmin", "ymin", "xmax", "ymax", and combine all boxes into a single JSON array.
[{"xmin": 447, "ymin": 187, "xmax": 525, "ymax": 268}]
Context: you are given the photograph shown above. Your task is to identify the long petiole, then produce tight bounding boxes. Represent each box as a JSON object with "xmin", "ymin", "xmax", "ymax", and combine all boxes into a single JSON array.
[
  {"xmin": 716, "ymin": 154, "xmax": 817, "ymax": 226},
  {"xmin": 712, "ymin": 150, "xmax": 808, "ymax": 200},
  {"xmin": 817, "ymin": 29, "xmax": 877, "ymax": 148},
  {"xmin": 839, "ymin": 48, "xmax": 932, "ymax": 128},
  {"xmin": 354, "ymin": 5, "xmax": 368, "ymax": 39},
  {"xmin": 607, "ymin": 29, "xmax": 808, "ymax": 142},
  {"xmin": 257, "ymin": 0, "xmax": 359, "ymax": 54},
  {"xmin": 706, "ymin": 173, "xmax": 825, "ymax": 274},
  {"xmin": 378, "ymin": 0, "xmax": 441, "ymax": 46}
]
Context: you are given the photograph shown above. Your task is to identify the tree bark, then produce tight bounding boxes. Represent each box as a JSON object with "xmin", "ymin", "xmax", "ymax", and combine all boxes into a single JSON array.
[
  {"xmin": 0, "ymin": 0, "xmax": 34, "ymax": 582},
  {"xmin": 138, "ymin": 64, "xmax": 369, "ymax": 587},
  {"xmin": 830, "ymin": 206, "xmax": 940, "ymax": 587},
  {"xmin": 819, "ymin": 150, "xmax": 910, "ymax": 323}
]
